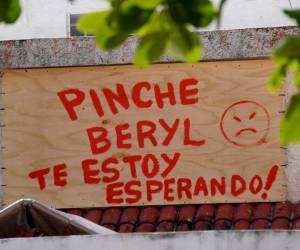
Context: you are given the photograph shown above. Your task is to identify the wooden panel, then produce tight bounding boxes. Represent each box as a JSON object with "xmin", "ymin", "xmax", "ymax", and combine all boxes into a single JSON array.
[{"xmin": 2, "ymin": 59, "xmax": 286, "ymax": 208}]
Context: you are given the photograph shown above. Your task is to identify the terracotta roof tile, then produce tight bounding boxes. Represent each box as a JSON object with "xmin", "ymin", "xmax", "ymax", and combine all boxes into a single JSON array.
[
  {"xmin": 269, "ymin": 202, "xmax": 292, "ymax": 229},
  {"xmin": 66, "ymin": 208, "xmax": 82, "ymax": 216},
  {"xmin": 273, "ymin": 202, "xmax": 292, "ymax": 219},
  {"xmin": 214, "ymin": 220, "xmax": 232, "ymax": 230},
  {"xmin": 292, "ymin": 218, "xmax": 300, "ymax": 229},
  {"xmin": 156, "ymin": 221, "xmax": 175, "ymax": 232},
  {"xmin": 293, "ymin": 203, "xmax": 300, "ymax": 219},
  {"xmin": 214, "ymin": 204, "xmax": 233, "ymax": 230},
  {"xmin": 119, "ymin": 223, "xmax": 135, "ymax": 233},
  {"xmin": 12, "ymin": 201, "xmax": 300, "ymax": 238},
  {"xmin": 271, "ymin": 218, "xmax": 289, "ymax": 229},
  {"xmin": 234, "ymin": 204, "xmax": 253, "ymax": 221},
  {"xmin": 252, "ymin": 203, "xmax": 271, "ymax": 229},
  {"xmin": 178, "ymin": 205, "xmax": 196, "ymax": 223},
  {"xmin": 193, "ymin": 220, "xmax": 211, "ymax": 230},
  {"xmin": 120, "ymin": 207, "xmax": 139, "ymax": 224},
  {"xmin": 234, "ymin": 220, "xmax": 250, "ymax": 230},
  {"xmin": 192, "ymin": 205, "xmax": 215, "ymax": 230},
  {"xmin": 233, "ymin": 204, "xmax": 252, "ymax": 229},
  {"xmin": 176, "ymin": 205, "xmax": 196, "ymax": 231},
  {"xmin": 134, "ymin": 207, "xmax": 160, "ymax": 233},
  {"xmin": 195, "ymin": 205, "xmax": 215, "ymax": 221},
  {"xmin": 176, "ymin": 222, "xmax": 190, "ymax": 231},
  {"xmin": 253, "ymin": 203, "xmax": 271, "ymax": 219},
  {"xmin": 215, "ymin": 204, "xmax": 234, "ymax": 221},
  {"xmin": 139, "ymin": 207, "xmax": 159, "ymax": 224},
  {"xmin": 135, "ymin": 223, "xmax": 155, "ymax": 232},
  {"xmin": 41, "ymin": 202, "xmax": 300, "ymax": 234},
  {"xmin": 84, "ymin": 209, "xmax": 102, "ymax": 224},
  {"xmin": 158, "ymin": 206, "xmax": 177, "ymax": 222},
  {"xmin": 100, "ymin": 207, "xmax": 122, "ymax": 229},
  {"xmin": 103, "ymin": 224, "xmax": 117, "ymax": 231},
  {"xmin": 252, "ymin": 219, "xmax": 270, "ymax": 229},
  {"xmin": 156, "ymin": 206, "xmax": 177, "ymax": 232}
]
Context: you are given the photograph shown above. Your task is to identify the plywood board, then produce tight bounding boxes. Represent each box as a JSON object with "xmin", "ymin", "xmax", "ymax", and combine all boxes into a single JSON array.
[{"xmin": 2, "ymin": 59, "xmax": 286, "ymax": 208}]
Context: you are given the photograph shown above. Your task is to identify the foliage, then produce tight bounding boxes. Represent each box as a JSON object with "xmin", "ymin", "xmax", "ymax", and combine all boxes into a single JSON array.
[
  {"xmin": 77, "ymin": 0, "xmax": 220, "ymax": 66},
  {"xmin": 268, "ymin": 9, "xmax": 300, "ymax": 145},
  {"xmin": 0, "ymin": 0, "xmax": 21, "ymax": 23}
]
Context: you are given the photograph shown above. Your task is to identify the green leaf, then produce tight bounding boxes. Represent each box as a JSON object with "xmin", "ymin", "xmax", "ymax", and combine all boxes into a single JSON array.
[
  {"xmin": 134, "ymin": 32, "xmax": 167, "ymax": 66},
  {"xmin": 0, "ymin": 0, "xmax": 21, "ymax": 23},
  {"xmin": 122, "ymin": 0, "xmax": 162, "ymax": 10},
  {"xmin": 284, "ymin": 9, "xmax": 300, "ymax": 26},
  {"xmin": 271, "ymin": 36, "xmax": 300, "ymax": 92},
  {"xmin": 77, "ymin": 11, "xmax": 109, "ymax": 33},
  {"xmin": 134, "ymin": 11, "xmax": 169, "ymax": 66},
  {"xmin": 168, "ymin": 0, "xmax": 188, "ymax": 24},
  {"xmin": 79, "ymin": 0, "xmax": 216, "ymax": 65},
  {"xmin": 110, "ymin": 6, "xmax": 153, "ymax": 32},
  {"xmin": 78, "ymin": 11, "xmax": 129, "ymax": 50},
  {"xmin": 168, "ymin": 0, "xmax": 216, "ymax": 27},
  {"xmin": 268, "ymin": 60, "xmax": 289, "ymax": 92},
  {"xmin": 273, "ymin": 36, "xmax": 300, "ymax": 59},
  {"xmin": 294, "ymin": 71, "xmax": 300, "ymax": 88},
  {"xmin": 185, "ymin": 0, "xmax": 217, "ymax": 27},
  {"xmin": 281, "ymin": 93, "xmax": 300, "ymax": 144},
  {"xmin": 166, "ymin": 25, "xmax": 202, "ymax": 62},
  {"xmin": 95, "ymin": 31, "xmax": 128, "ymax": 50},
  {"xmin": 137, "ymin": 12, "xmax": 162, "ymax": 36}
]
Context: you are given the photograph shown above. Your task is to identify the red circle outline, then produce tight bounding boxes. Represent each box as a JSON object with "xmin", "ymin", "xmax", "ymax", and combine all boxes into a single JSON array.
[{"xmin": 220, "ymin": 100, "xmax": 270, "ymax": 147}]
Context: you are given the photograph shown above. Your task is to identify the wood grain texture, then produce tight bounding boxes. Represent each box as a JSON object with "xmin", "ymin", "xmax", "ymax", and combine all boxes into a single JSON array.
[{"xmin": 2, "ymin": 59, "xmax": 285, "ymax": 208}]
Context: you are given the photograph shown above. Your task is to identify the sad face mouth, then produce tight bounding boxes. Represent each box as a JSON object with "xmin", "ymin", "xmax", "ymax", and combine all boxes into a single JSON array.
[{"xmin": 234, "ymin": 112, "xmax": 258, "ymax": 137}]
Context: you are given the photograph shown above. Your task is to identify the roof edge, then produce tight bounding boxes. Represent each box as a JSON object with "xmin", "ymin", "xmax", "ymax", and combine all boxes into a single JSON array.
[{"xmin": 0, "ymin": 26, "xmax": 299, "ymax": 69}]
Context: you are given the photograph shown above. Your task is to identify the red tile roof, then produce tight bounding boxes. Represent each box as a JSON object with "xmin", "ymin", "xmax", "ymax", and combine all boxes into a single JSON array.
[
  {"xmin": 65, "ymin": 202, "xmax": 298, "ymax": 232},
  {"xmin": 5, "ymin": 202, "xmax": 298, "ymax": 238}
]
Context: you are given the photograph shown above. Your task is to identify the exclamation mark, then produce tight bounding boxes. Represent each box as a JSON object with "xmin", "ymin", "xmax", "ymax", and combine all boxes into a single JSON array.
[{"xmin": 261, "ymin": 165, "xmax": 279, "ymax": 200}]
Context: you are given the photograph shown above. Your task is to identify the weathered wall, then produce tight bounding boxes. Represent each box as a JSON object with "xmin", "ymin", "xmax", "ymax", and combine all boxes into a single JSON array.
[
  {"xmin": 1, "ymin": 231, "xmax": 300, "ymax": 250},
  {"xmin": 0, "ymin": 27, "xmax": 300, "ymax": 205},
  {"xmin": 1, "ymin": 27, "xmax": 299, "ymax": 67}
]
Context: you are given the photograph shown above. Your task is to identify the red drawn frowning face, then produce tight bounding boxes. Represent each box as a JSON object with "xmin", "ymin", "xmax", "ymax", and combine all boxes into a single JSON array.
[{"xmin": 220, "ymin": 100, "xmax": 270, "ymax": 146}]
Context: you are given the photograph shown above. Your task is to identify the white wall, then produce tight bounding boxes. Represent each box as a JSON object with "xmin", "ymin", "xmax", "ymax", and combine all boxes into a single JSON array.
[
  {"xmin": 210, "ymin": 0, "xmax": 298, "ymax": 30},
  {"xmin": 0, "ymin": 0, "xmax": 109, "ymax": 41},
  {"xmin": 1, "ymin": 231, "xmax": 300, "ymax": 250},
  {"xmin": 0, "ymin": 0, "xmax": 299, "ymax": 41}
]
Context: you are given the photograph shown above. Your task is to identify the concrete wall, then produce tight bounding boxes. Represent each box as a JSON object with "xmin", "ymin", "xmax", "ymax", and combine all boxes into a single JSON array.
[
  {"xmin": 0, "ymin": 0, "xmax": 300, "ymax": 41},
  {"xmin": 0, "ymin": 27, "xmax": 300, "ymax": 204},
  {"xmin": 1, "ymin": 231, "xmax": 300, "ymax": 250}
]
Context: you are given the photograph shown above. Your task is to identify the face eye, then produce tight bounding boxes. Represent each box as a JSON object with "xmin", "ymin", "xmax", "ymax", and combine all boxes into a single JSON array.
[
  {"xmin": 233, "ymin": 115, "xmax": 241, "ymax": 122},
  {"xmin": 249, "ymin": 111, "xmax": 256, "ymax": 120}
]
